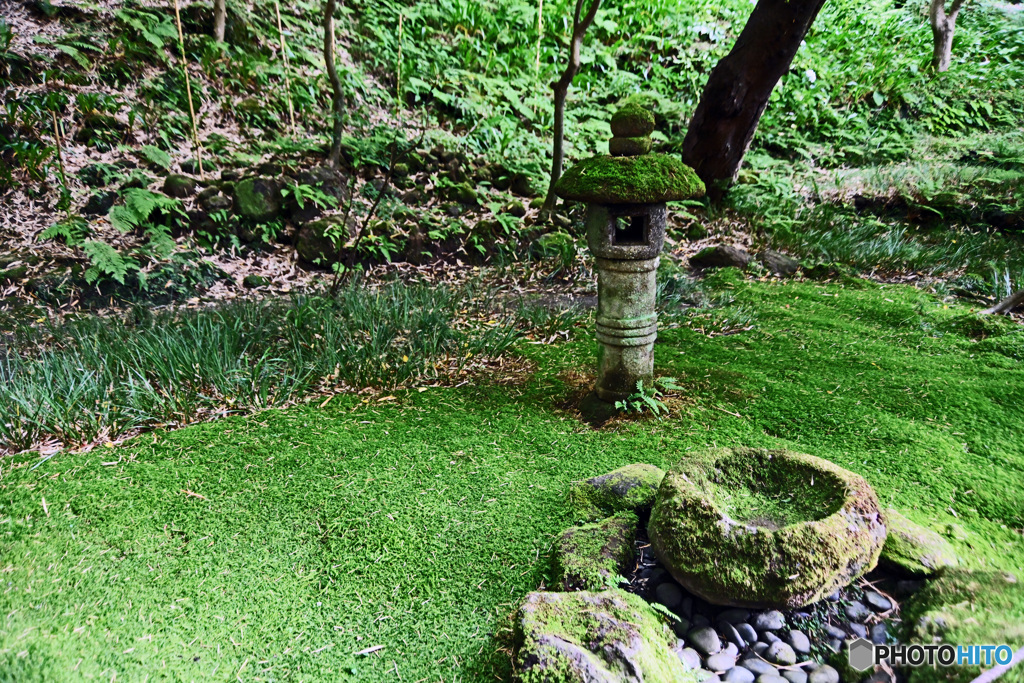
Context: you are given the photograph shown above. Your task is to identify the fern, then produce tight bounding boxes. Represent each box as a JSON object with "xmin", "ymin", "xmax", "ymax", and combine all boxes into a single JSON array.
[
  {"xmin": 145, "ymin": 229, "xmax": 176, "ymax": 258},
  {"xmin": 81, "ymin": 240, "xmax": 139, "ymax": 285},
  {"xmin": 124, "ymin": 188, "xmax": 162, "ymax": 221},
  {"xmin": 40, "ymin": 217, "xmax": 91, "ymax": 245},
  {"xmin": 140, "ymin": 145, "xmax": 171, "ymax": 170},
  {"xmin": 55, "ymin": 44, "xmax": 89, "ymax": 69},
  {"xmin": 107, "ymin": 205, "xmax": 137, "ymax": 233}
]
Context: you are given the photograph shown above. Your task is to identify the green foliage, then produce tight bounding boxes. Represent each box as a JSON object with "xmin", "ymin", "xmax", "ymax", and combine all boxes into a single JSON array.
[
  {"xmin": 3, "ymin": 278, "xmax": 1024, "ymax": 679},
  {"xmin": 615, "ymin": 376, "xmax": 683, "ymax": 417},
  {"xmin": 139, "ymin": 144, "xmax": 171, "ymax": 171},
  {"xmin": 81, "ymin": 240, "xmax": 140, "ymax": 285},
  {"xmin": 40, "ymin": 216, "xmax": 91, "ymax": 246},
  {"xmin": 0, "ymin": 278, "xmax": 522, "ymax": 452},
  {"xmin": 282, "ymin": 181, "xmax": 339, "ymax": 211}
]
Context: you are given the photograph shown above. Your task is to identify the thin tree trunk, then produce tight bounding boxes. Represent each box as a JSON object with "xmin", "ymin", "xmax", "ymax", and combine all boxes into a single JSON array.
[
  {"xmin": 930, "ymin": 0, "xmax": 967, "ymax": 73},
  {"xmin": 981, "ymin": 289, "xmax": 1024, "ymax": 315},
  {"xmin": 213, "ymin": 0, "xmax": 226, "ymax": 43},
  {"xmin": 541, "ymin": 0, "xmax": 600, "ymax": 216},
  {"xmin": 324, "ymin": 0, "xmax": 345, "ymax": 166},
  {"xmin": 681, "ymin": 0, "xmax": 826, "ymax": 200}
]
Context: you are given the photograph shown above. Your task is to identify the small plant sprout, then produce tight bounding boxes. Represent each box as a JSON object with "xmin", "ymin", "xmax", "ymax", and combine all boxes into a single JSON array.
[{"xmin": 614, "ymin": 377, "xmax": 683, "ymax": 417}]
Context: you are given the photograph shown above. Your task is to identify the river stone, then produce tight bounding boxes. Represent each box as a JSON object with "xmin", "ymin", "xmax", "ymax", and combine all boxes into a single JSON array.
[
  {"xmin": 757, "ymin": 676, "xmax": 789, "ymax": 683},
  {"xmin": 656, "ymin": 582, "xmax": 684, "ymax": 611},
  {"xmin": 719, "ymin": 621, "xmax": 745, "ymax": 649},
  {"xmin": 782, "ymin": 669, "xmax": 808, "ymax": 683},
  {"xmin": 785, "ymin": 630, "xmax": 811, "ymax": 655},
  {"xmin": 879, "ymin": 509, "xmax": 959, "ymax": 577},
  {"xmin": 765, "ymin": 641, "xmax": 797, "ymax": 666},
  {"xmin": 724, "ymin": 667, "xmax": 756, "ymax": 683},
  {"xmin": 570, "ymin": 463, "xmax": 666, "ymax": 520},
  {"xmin": 677, "ymin": 646, "xmax": 702, "ymax": 670},
  {"xmin": 844, "ymin": 601, "xmax": 871, "ymax": 623},
  {"xmin": 647, "ymin": 448, "xmax": 886, "ymax": 608},
  {"xmin": 807, "ymin": 665, "xmax": 839, "ymax": 683},
  {"xmin": 514, "ymin": 589, "xmax": 697, "ymax": 682},
  {"xmin": 736, "ymin": 623, "xmax": 758, "ymax": 645},
  {"xmin": 760, "ymin": 631, "xmax": 781, "ymax": 645},
  {"xmin": 870, "ymin": 622, "xmax": 889, "ymax": 645},
  {"xmin": 718, "ymin": 608, "xmax": 751, "ymax": 624},
  {"xmin": 551, "ymin": 511, "xmax": 637, "ymax": 591},
  {"xmin": 823, "ymin": 625, "xmax": 846, "ymax": 641},
  {"xmin": 752, "ymin": 611, "xmax": 785, "ymax": 631},
  {"xmin": 707, "ymin": 653, "xmax": 738, "ymax": 673},
  {"xmin": 672, "ymin": 618, "xmax": 692, "ymax": 638},
  {"xmin": 688, "ymin": 626, "xmax": 722, "ymax": 656},
  {"xmin": 698, "ymin": 671, "xmax": 722, "ymax": 683},
  {"xmin": 864, "ymin": 591, "xmax": 892, "ymax": 612},
  {"xmin": 750, "ymin": 642, "xmax": 769, "ymax": 656},
  {"xmin": 691, "ymin": 614, "xmax": 711, "ymax": 629},
  {"xmin": 739, "ymin": 658, "xmax": 777, "ymax": 677},
  {"xmin": 849, "ymin": 623, "xmax": 867, "ymax": 639}
]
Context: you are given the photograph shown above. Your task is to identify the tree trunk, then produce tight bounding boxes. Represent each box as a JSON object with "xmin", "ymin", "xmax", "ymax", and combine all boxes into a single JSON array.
[
  {"xmin": 930, "ymin": 0, "xmax": 967, "ymax": 73},
  {"xmin": 324, "ymin": 0, "xmax": 345, "ymax": 167},
  {"xmin": 981, "ymin": 289, "xmax": 1024, "ymax": 315},
  {"xmin": 213, "ymin": 0, "xmax": 226, "ymax": 43},
  {"xmin": 541, "ymin": 0, "xmax": 600, "ymax": 216},
  {"xmin": 681, "ymin": 0, "xmax": 827, "ymax": 199}
]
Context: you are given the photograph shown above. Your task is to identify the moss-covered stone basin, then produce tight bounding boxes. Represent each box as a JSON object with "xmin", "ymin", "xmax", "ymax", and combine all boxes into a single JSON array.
[{"xmin": 648, "ymin": 448, "xmax": 886, "ymax": 609}]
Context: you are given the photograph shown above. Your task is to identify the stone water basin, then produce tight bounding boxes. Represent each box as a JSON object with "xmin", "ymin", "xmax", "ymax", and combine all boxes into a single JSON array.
[{"xmin": 648, "ymin": 448, "xmax": 886, "ymax": 609}]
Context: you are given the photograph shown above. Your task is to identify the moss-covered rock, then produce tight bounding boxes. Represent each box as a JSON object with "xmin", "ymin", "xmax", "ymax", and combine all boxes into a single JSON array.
[
  {"xmin": 880, "ymin": 509, "xmax": 959, "ymax": 577},
  {"xmin": 180, "ymin": 158, "xmax": 216, "ymax": 175},
  {"xmin": 163, "ymin": 174, "xmax": 197, "ymax": 198},
  {"xmin": 648, "ymin": 448, "xmax": 886, "ymax": 609},
  {"xmin": 555, "ymin": 154, "xmax": 704, "ymax": 204},
  {"xmin": 609, "ymin": 136, "xmax": 653, "ymax": 157},
  {"xmin": 611, "ymin": 105, "xmax": 656, "ymax": 138},
  {"xmin": 531, "ymin": 231, "xmax": 575, "ymax": 260},
  {"xmin": 569, "ymin": 463, "xmax": 666, "ymax": 521},
  {"xmin": 514, "ymin": 589, "xmax": 698, "ymax": 683},
  {"xmin": 242, "ymin": 274, "xmax": 269, "ymax": 288},
  {"xmin": 503, "ymin": 199, "xmax": 527, "ymax": 218},
  {"xmin": 295, "ymin": 216, "xmax": 351, "ymax": 265},
  {"xmin": 690, "ymin": 245, "xmax": 752, "ymax": 271},
  {"xmin": 446, "ymin": 182, "xmax": 479, "ymax": 205},
  {"xmin": 903, "ymin": 569, "xmax": 1024, "ymax": 683},
  {"xmin": 234, "ymin": 177, "xmax": 283, "ymax": 222},
  {"xmin": 551, "ymin": 512, "xmax": 637, "ymax": 591}
]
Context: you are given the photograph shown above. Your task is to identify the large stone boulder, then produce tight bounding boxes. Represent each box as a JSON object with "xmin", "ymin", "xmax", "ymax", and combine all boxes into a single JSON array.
[
  {"xmin": 648, "ymin": 448, "xmax": 886, "ymax": 609},
  {"xmin": 551, "ymin": 512, "xmax": 637, "ymax": 591},
  {"xmin": 879, "ymin": 509, "xmax": 959, "ymax": 577},
  {"xmin": 233, "ymin": 176, "xmax": 283, "ymax": 222},
  {"xmin": 295, "ymin": 216, "xmax": 354, "ymax": 265},
  {"xmin": 569, "ymin": 464, "xmax": 666, "ymax": 521},
  {"xmin": 514, "ymin": 589, "xmax": 699, "ymax": 682},
  {"xmin": 689, "ymin": 245, "xmax": 751, "ymax": 271}
]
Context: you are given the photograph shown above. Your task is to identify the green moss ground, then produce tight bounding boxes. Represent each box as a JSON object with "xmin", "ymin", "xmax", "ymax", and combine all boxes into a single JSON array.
[{"xmin": 2, "ymin": 272, "xmax": 1023, "ymax": 680}]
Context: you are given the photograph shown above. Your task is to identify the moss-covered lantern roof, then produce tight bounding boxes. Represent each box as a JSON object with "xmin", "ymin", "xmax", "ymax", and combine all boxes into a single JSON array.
[{"xmin": 555, "ymin": 153, "xmax": 705, "ymax": 204}]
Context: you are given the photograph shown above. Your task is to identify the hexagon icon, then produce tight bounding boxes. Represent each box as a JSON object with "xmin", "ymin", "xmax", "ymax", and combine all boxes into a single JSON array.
[{"xmin": 848, "ymin": 638, "xmax": 875, "ymax": 671}]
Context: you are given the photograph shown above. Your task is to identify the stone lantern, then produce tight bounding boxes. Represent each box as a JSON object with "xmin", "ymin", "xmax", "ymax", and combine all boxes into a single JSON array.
[{"xmin": 555, "ymin": 104, "xmax": 705, "ymax": 405}]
